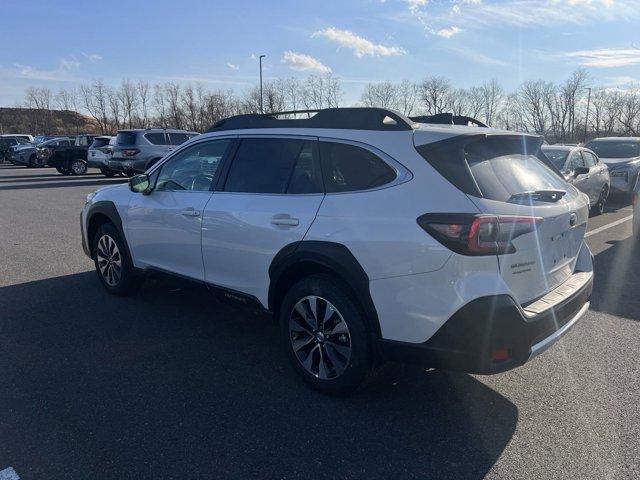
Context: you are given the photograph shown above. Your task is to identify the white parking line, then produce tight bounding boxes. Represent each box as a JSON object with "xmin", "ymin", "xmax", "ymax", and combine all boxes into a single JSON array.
[
  {"xmin": 0, "ymin": 467, "xmax": 20, "ymax": 480},
  {"xmin": 585, "ymin": 215, "xmax": 633, "ymax": 238}
]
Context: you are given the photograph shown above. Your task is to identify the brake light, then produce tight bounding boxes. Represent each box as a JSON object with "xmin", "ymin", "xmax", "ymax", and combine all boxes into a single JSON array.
[
  {"xmin": 417, "ymin": 213, "xmax": 542, "ymax": 256},
  {"xmin": 122, "ymin": 149, "xmax": 140, "ymax": 157}
]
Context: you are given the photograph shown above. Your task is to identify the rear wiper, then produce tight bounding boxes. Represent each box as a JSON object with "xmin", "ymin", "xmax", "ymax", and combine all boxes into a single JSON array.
[{"xmin": 508, "ymin": 190, "xmax": 566, "ymax": 204}]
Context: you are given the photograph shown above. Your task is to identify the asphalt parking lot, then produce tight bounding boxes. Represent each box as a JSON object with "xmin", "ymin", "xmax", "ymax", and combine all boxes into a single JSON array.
[{"xmin": 0, "ymin": 165, "xmax": 639, "ymax": 480}]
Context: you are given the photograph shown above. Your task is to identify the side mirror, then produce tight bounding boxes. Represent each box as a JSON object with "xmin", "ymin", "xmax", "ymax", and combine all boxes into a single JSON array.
[
  {"xmin": 128, "ymin": 173, "xmax": 152, "ymax": 194},
  {"xmin": 573, "ymin": 166, "xmax": 589, "ymax": 177}
]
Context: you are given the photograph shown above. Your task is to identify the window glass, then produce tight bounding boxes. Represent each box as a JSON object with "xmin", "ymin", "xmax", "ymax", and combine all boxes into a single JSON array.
[
  {"xmin": 582, "ymin": 151, "xmax": 597, "ymax": 167},
  {"xmin": 585, "ymin": 140, "xmax": 640, "ymax": 159},
  {"xmin": 569, "ymin": 151, "xmax": 585, "ymax": 169},
  {"xmin": 320, "ymin": 141, "xmax": 396, "ymax": 193},
  {"xmin": 224, "ymin": 138, "xmax": 322, "ymax": 194},
  {"xmin": 541, "ymin": 149, "xmax": 569, "ymax": 170},
  {"xmin": 90, "ymin": 138, "xmax": 110, "ymax": 149},
  {"xmin": 145, "ymin": 132, "xmax": 167, "ymax": 145},
  {"xmin": 168, "ymin": 132, "xmax": 189, "ymax": 145},
  {"xmin": 155, "ymin": 139, "xmax": 231, "ymax": 192},
  {"xmin": 116, "ymin": 132, "xmax": 137, "ymax": 145}
]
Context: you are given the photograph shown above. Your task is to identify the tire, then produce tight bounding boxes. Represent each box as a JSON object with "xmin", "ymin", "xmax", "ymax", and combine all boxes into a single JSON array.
[
  {"xmin": 27, "ymin": 154, "xmax": 37, "ymax": 168},
  {"xmin": 70, "ymin": 159, "xmax": 87, "ymax": 175},
  {"xmin": 592, "ymin": 186, "xmax": 608, "ymax": 216},
  {"xmin": 280, "ymin": 274, "xmax": 372, "ymax": 394},
  {"xmin": 56, "ymin": 166, "xmax": 70, "ymax": 175},
  {"xmin": 92, "ymin": 223, "xmax": 142, "ymax": 296},
  {"xmin": 100, "ymin": 168, "xmax": 116, "ymax": 178}
]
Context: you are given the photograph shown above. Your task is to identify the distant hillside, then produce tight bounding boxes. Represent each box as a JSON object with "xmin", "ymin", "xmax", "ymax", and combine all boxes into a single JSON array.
[{"xmin": 0, "ymin": 108, "xmax": 99, "ymax": 135}]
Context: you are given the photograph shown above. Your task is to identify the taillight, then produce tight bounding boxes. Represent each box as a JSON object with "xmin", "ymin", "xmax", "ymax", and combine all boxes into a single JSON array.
[
  {"xmin": 417, "ymin": 213, "xmax": 542, "ymax": 256},
  {"xmin": 122, "ymin": 148, "xmax": 140, "ymax": 157}
]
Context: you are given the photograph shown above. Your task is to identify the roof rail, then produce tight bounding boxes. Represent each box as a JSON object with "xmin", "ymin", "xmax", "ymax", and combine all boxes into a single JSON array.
[
  {"xmin": 410, "ymin": 113, "xmax": 488, "ymax": 128},
  {"xmin": 206, "ymin": 107, "xmax": 416, "ymax": 133}
]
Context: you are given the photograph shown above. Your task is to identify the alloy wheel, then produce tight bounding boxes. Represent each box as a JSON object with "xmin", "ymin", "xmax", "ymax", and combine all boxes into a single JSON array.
[
  {"xmin": 289, "ymin": 296, "xmax": 352, "ymax": 380},
  {"xmin": 71, "ymin": 160, "xmax": 86, "ymax": 175},
  {"xmin": 96, "ymin": 234, "xmax": 122, "ymax": 287}
]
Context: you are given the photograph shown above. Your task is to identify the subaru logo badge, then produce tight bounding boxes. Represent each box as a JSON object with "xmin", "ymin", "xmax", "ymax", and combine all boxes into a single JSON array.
[{"xmin": 569, "ymin": 213, "xmax": 577, "ymax": 227}]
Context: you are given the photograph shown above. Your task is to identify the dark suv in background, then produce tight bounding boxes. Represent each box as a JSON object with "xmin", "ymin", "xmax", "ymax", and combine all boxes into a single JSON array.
[{"xmin": 108, "ymin": 128, "xmax": 199, "ymax": 176}]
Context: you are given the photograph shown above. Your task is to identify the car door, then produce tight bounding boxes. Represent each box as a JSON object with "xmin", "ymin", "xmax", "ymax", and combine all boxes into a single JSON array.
[
  {"xmin": 568, "ymin": 150, "xmax": 591, "ymax": 202},
  {"xmin": 126, "ymin": 138, "xmax": 234, "ymax": 280},
  {"xmin": 202, "ymin": 136, "xmax": 325, "ymax": 306},
  {"xmin": 582, "ymin": 150, "xmax": 605, "ymax": 199}
]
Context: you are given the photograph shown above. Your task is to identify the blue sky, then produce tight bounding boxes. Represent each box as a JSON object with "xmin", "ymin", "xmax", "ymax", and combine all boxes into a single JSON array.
[{"xmin": 1, "ymin": 0, "xmax": 640, "ymax": 105}]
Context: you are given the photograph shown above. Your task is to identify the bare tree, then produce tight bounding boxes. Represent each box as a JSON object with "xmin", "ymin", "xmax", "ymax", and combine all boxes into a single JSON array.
[
  {"xmin": 165, "ymin": 83, "xmax": 183, "ymax": 129},
  {"xmin": 518, "ymin": 80, "xmax": 554, "ymax": 134},
  {"xmin": 119, "ymin": 79, "xmax": 138, "ymax": 129},
  {"xmin": 360, "ymin": 82, "xmax": 400, "ymax": 110},
  {"xmin": 480, "ymin": 79, "xmax": 504, "ymax": 126},
  {"xmin": 80, "ymin": 80, "xmax": 109, "ymax": 134},
  {"xmin": 107, "ymin": 87, "xmax": 122, "ymax": 131},
  {"xmin": 153, "ymin": 83, "xmax": 168, "ymax": 128},
  {"xmin": 137, "ymin": 81, "xmax": 151, "ymax": 128},
  {"xmin": 619, "ymin": 88, "xmax": 640, "ymax": 135},
  {"xmin": 420, "ymin": 76, "xmax": 454, "ymax": 115}
]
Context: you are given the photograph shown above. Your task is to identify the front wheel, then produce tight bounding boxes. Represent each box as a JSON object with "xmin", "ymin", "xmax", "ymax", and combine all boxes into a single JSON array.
[
  {"xmin": 100, "ymin": 168, "xmax": 116, "ymax": 177},
  {"xmin": 280, "ymin": 275, "xmax": 372, "ymax": 394},
  {"xmin": 56, "ymin": 166, "xmax": 70, "ymax": 175},
  {"xmin": 93, "ymin": 223, "xmax": 142, "ymax": 296}
]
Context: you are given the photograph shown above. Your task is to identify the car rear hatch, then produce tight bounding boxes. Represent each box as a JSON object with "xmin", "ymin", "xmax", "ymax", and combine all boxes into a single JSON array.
[
  {"xmin": 111, "ymin": 131, "xmax": 139, "ymax": 161},
  {"xmin": 416, "ymin": 132, "xmax": 589, "ymax": 305}
]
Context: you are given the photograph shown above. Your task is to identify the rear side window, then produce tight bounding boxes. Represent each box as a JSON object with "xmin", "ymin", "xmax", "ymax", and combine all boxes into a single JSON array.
[
  {"xmin": 320, "ymin": 141, "xmax": 396, "ymax": 193},
  {"xmin": 224, "ymin": 138, "xmax": 322, "ymax": 194},
  {"xmin": 116, "ymin": 132, "xmax": 138, "ymax": 145},
  {"xmin": 168, "ymin": 132, "xmax": 189, "ymax": 145},
  {"xmin": 417, "ymin": 136, "xmax": 568, "ymax": 203},
  {"xmin": 144, "ymin": 132, "xmax": 167, "ymax": 145}
]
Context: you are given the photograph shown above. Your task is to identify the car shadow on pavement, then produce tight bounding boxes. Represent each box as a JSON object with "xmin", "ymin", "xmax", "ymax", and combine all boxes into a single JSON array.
[
  {"xmin": 0, "ymin": 271, "xmax": 517, "ymax": 480},
  {"xmin": 0, "ymin": 172, "xmax": 106, "ymax": 182},
  {"xmin": 590, "ymin": 236, "xmax": 640, "ymax": 321},
  {"xmin": 0, "ymin": 178, "xmax": 126, "ymax": 191}
]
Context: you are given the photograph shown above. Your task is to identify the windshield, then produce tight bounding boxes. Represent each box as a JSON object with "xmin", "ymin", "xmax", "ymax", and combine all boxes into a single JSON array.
[
  {"xmin": 585, "ymin": 140, "xmax": 640, "ymax": 159},
  {"xmin": 542, "ymin": 149, "xmax": 569, "ymax": 170}
]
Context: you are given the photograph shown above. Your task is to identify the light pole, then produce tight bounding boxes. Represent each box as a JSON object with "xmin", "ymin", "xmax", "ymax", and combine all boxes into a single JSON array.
[
  {"xmin": 259, "ymin": 54, "xmax": 266, "ymax": 114},
  {"xmin": 584, "ymin": 87, "xmax": 592, "ymax": 144}
]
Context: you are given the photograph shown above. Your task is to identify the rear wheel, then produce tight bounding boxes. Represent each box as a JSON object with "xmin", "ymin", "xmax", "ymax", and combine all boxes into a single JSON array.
[
  {"xmin": 70, "ymin": 159, "xmax": 87, "ymax": 175},
  {"xmin": 592, "ymin": 186, "xmax": 608, "ymax": 216},
  {"xmin": 56, "ymin": 166, "xmax": 70, "ymax": 175},
  {"xmin": 280, "ymin": 274, "xmax": 372, "ymax": 394},
  {"xmin": 100, "ymin": 168, "xmax": 116, "ymax": 177},
  {"xmin": 93, "ymin": 223, "xmax": 141, "ymax": 296}
]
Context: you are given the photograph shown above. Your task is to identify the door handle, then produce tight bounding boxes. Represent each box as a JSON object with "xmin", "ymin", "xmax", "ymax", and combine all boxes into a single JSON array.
[
  {"xmin": 271, "ymin": 215, "xmax": 299, "ymax": 226},
  {"xmin": 181, "ymin": 208, "xmax": 201, "ymax": 217}
]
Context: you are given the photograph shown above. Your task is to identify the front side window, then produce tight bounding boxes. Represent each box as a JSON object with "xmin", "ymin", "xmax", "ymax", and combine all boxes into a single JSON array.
[
  {"xmin": 155, "ymin": 139, "xmax": 231, "ymax": 192},
  {"xmin": 224, "ymin": 138, "xmax": 322, "ymax": 194},
  {"xmin": 320, "ymin": 141, "xmax": 396, "ymax": 193},
  {"xmin": 569, "ymin": 151, "xmax": 585, "ymax": 170}
]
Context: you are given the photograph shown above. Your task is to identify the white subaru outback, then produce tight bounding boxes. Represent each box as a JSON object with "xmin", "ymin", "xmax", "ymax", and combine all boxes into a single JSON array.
[{"xmin": 81, "ymin": 108, "xmax": 593, "ymax": 393}]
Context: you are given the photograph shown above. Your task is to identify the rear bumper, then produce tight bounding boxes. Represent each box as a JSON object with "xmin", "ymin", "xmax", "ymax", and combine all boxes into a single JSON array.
[
  {"xmin": 378, "ymin": 271, "xmax": 592, "ymax": 374},
  {"xmin": 108, "ymin": 158, "xmax": 146, "ymax": 173}
]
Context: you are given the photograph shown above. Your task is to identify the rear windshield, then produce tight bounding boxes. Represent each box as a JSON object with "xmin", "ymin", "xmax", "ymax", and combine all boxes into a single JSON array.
[
  {"xmin": 90, "ymin": 138, "xmax": 110, "ymax": 148},
  {"xmin": 541, "ymin": 149, "xmax": 569, "ymax": 170},
  {"xmin": 585, "ymin": 140, "xmax": 640, "ymax": 159},
  {"xmin": 116, "ymin": 132, "xmax": 137, "ymax": 146},
  {"xmin": 417, "ymin": 136, "xmax": 567, "ymax": 203}
]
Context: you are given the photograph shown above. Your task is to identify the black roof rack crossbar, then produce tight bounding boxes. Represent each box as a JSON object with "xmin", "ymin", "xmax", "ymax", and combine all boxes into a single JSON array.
[
  {"xmin": 410, "ymin": 113, "xmax": 488, "ymax": 128},
  {"xmin": 206, "ymin": 107, "xmax": 415, "ymax": 132}
]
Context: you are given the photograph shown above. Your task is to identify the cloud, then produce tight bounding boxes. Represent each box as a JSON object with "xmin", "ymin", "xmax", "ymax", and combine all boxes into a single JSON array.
[
  {"xmin": 563, "ymin": 48, "xmax": 640, "ymax": 67},
  {"xmin": 281, "ymin": 51, "xmax": 332, "ymax": 73},
  {"xmin": 8, "ymin": 57, "xmax": 81, "ymax": 81},
  {"xmin": 400, "ymin": 0, "xmax": 640, "ymax": 33},
  {"xmin": 436, "ymin": 26, "xmax": 461, "ymax": 38},
  {"xmin": 81, "ymin": 52, "xmax": 102, "ymax": 62},
  {"xmin": 605, "ymin": 75, "xmax": 639, "ymax": 87},
  {"xmin": 313, "ymin": 27, "xmax": 406, "ymax": 57},
  {"xmin": 227, "ymin": 62, "xmax": 240, "ymax": 71}
]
